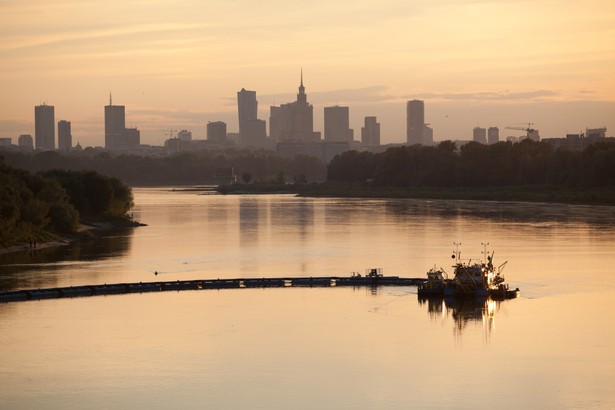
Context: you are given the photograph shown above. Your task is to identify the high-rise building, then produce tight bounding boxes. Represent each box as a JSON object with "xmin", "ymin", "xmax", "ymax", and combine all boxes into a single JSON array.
[
  {"xmin": 424, "ymin": 125, "xmax": 434, "ymax": 146},
  {"xmin": 488, "ymin": 127, "xmax": 499, "ymax": 144},
  {"xmin": 58, "ymin": 120, "xmax": 72, "ymax": 152},
  {"xmin": 18, "ymin": 134, "xmax": 33, "ymax": 150},
  {"xmin": 105, "ymin": 95, "xmax": 125, "ymax": 150},
  {"xmin": 207, "ymin": 121, "xmax": 227, "ymax": 142},
  {"xmin": 361, "ymin": 116, "xmax": 380, "ymax": 146},
  {"xmin": 35, "ymin": 103, "xmax": 55, "ymax": 150},
  {"xmin": 473, "ymin": 127, "xmax": 487, "ymax": 144},
  {"xmin": 241, "ymin": 119, "xmax": 267, "ymax": 147},
  {"xmin": 324, "ymin": 106, "xmax": 353, "ymax": 142},
  {"xmin": 237, "ymin": 88, "xmax": 258, "ymax": 139},
  {"xmin": 124, "ymin": 127, "xmax": 140, "ymax": 147},
  {"xmin": 269, "ymin": 71, "xmax": 319, "ymax": 142},
  {"xmin": 406, "ymin": 100, "xmax": 424, "ymax": 145}
]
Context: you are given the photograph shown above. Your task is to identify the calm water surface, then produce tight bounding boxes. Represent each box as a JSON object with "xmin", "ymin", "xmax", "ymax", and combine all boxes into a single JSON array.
[{"xmin": 1, "ymin": 188, "xmax": 614, "ymax": 409}]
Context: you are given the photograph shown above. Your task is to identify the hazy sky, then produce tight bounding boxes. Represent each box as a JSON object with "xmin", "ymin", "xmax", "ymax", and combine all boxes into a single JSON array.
[{"xmin": 1, "ymin": 0, "xmax": 614, "ymax": 147}]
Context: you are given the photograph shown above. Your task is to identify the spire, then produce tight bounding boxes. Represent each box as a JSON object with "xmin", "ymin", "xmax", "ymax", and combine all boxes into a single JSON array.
[
  {"xmin": 297, "ymin": 68, "xmax": 306, "ymax": 103},
  {"xmin": 109, "ymin": 92, "xmax": 112, "ymax": 106}
]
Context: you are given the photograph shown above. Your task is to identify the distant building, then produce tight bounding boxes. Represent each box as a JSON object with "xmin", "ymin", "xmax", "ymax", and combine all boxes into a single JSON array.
[
  {"xmin": 207, "ymin": 121, "xmax": 227, "ymax": 142},
  {"xmin": 0, "ymin": 138, "xmax": 11, "ymax": 147},
  {"xmin": 58, "ymin": 120, "xmax": 72, "ymax": 152},
  {"xmin": 240, "ymin": 118, "xmax": 267, "ymax": 147},
  {"xmin": 406, "ymin": 100, "xmax": 424, "ymax": 145},
  {"xmin": 18, "ymin": 134, "xmax": 33, "ymax": 150},
  {"xmin": 105, "ymin": 95, "xmax": 125, "ymax": 150},
  {"xmin": 424, "ymin": 125, "xmax": 434, "ymax": 146},
  {"xmin": 324, "ymin": 106, "xmax": 353, "ymax": 142},
  {"xmin": 473, "ymin": 127, "xmax": 487, "ymax": 144},
  {"xmin": 269, "ymin": 72, "xmax": 320, "ymax": 142},
  {"xmin": 123, "ymin": 127, "xmax": 140, "ymax": 147},
  {"xmin": 361, "ymin": 116, "xmax": 380, "ymax": 147},
  {"xmin": 237, "ymin": 88, "xmax": 258, "ymax": 140},
  {"xmin": 35, "ymin": 103, "xmax": 55, "ymax": 150},
  {"xmin": 487, "ymin": 127, "xmax": 499, "ymax": 144},
  {"xmin": 177, "ymin": 129, "xmax": 192, "ymax": 142},
  {"xmin": 586, "ymin": 127, "xmax": 607, "ymax": 141}
]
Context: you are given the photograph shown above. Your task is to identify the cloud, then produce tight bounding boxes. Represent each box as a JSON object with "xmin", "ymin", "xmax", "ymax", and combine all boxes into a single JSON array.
[{"xmin": 410, "ymin": 90, "xmax": 560, "ymax": 102}]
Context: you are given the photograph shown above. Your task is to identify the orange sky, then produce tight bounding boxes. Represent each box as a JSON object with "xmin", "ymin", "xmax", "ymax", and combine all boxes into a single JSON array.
[{"xmin": 1, "ymin": 0, "xmax": 614, "ymax": 147}]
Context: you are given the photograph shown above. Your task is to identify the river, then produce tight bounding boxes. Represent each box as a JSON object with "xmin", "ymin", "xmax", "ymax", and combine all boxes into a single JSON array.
[{"xmin": 1, "ymin": 188, "xmax": 614, "ymax": 409}]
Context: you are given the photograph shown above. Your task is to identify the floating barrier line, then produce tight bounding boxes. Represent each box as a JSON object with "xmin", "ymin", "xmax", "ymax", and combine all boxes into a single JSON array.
[{"xmin": 0, "ymin": 276, "xmax": 425, "ymax": 303}]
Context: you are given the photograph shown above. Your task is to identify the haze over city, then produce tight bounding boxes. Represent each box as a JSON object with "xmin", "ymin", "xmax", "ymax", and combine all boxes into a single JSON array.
[{"xmin": 1, "ymin": 0, "xmax": 614, "ymax": 147}]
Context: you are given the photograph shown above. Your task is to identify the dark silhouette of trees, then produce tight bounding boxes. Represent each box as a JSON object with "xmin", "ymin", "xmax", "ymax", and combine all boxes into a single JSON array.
[
  {"xmin": 0, "ymin": 157, "xmax": 134, "ymax": 247},
  {"xmin": 327, "ymin": 139, "xmax": 615, "ymax": 189}
]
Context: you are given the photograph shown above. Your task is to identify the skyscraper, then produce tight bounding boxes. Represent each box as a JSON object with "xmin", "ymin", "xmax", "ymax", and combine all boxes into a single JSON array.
[
  {"xmin": 324, "ymin": 106, "xmax": 353, "ymax": 142},
  {"xmin": 237, "ymin": 88, "xmax": 258, "ymax": 139},
  {"xmin": 473, "ymin": 127, "xmax": 487, "ymax": 144},
  {"xmin": 269, "ymin": 71, "xmax": 319, "ymax": 142},
  {"xmin": 58, "ymin": 120, "xmax": 71, "ymax": 152},
  {"xmin": 207, "ymin": 121, "xmax": 227, "ymax": 142},
  {"xmin": 361, "ymin": 116, "xmax": 380, "ymax": 147},
  {"xmin": 34, "ymin": 103, "xmax": 55, "ymax": 150},
  {"xmin": 406, "ymin": 100, "xmax": 424, "ymax": 145},
  {"xmin": 424, "ymin": 125, "xmax": 434, "ymax": 146},
  {"xmin": 105, "ymin": 95, "xmax": 125, "ymax": 150},
  {"xmin": 488, "ymin": 127, "xmax": 499, "ymax": 144}
]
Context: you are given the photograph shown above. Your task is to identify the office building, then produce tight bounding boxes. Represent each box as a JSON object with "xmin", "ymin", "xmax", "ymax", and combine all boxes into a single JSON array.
[
  {"xmin": 473, "ymin": 127, "xmax": 487, "ymax": 144},
  {"xmin": 18, "ymin": 134, "xmax": 33, "ymax": 150},
  {"xmin": 237, "ymin": 88, "xmax": 258, "ymax": 139},
  {"xmin": 424, "ymin": 125, "xmax": 434, "ymax": 146},
  {"xmin": 105, "ymin": 95, "xmax": 125, "ymax": 150},
  {"xmin": 361, "ymin": 116, "xmax": 380, "ymax": 147},
  {"xmin": 207, "ymin": 121, "xmax": 227, "ymax": 142},
  {"xmin": 324, "ymin": 106, "xmax": 353, "ymax": 142},
  {"xmin": 124, "ymin": 127, "xmax": 140, "ymax": 147},
  {"xmin": 58, "ymin": 120, "xmax": 72, "ymax": 152},
  {"xmin": 488, "ymin": 127, "xmax": 499, "ymax": 144},
  {"xmin": 35, "ymin": 103, "xmax": 55, "ymax": 150},
  {"xmin": 241, "ymin": 118, "xmax": 267, "ymax": 147},
  {"xmin": 406, "ymin": 100, "xmax": 424, "ymax": 145}
]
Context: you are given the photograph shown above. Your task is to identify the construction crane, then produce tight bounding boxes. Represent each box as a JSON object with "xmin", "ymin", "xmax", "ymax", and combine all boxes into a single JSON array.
[{"xmin": 505, "ymin": 123, "xmax": 535, "ymax": 140}]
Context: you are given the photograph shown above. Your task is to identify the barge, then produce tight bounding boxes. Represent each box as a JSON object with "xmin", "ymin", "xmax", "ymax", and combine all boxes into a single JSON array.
[{"xmin": 418, "ymin": 243, "xmax": 519, "ymax": 299}]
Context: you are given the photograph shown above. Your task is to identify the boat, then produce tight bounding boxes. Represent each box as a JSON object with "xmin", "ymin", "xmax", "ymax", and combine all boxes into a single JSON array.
[{"xmin": 418, "ymin": 244, "xmax": 519, "ymax": 299}]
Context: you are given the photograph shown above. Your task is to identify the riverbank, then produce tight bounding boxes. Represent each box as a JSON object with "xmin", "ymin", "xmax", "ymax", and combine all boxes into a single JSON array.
[
  {"xmin": 0, "ymin": 219, "xmax": 146, "ymax": 256},
  {"xmin": 218, "ymin": 182, "xmax": 615, "ymax": 206}
]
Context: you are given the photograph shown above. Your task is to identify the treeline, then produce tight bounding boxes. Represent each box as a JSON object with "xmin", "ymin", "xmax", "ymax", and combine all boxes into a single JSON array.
[
  {"xmin": 2, "ymin": 149, "xmax": 326, "ymax": 186},
  {"xmin": 328, "ymin": 140, "xmax": 615, "ymax": 188},
  {"xmin": 0, "ymin": 157, "xmax": 134, "ymax": 247}
]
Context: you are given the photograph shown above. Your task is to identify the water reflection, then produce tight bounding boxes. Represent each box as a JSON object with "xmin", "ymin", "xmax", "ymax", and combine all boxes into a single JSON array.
[{"xmin": 418, "ymin": 295, "xmax": 503, "ymax": 338}]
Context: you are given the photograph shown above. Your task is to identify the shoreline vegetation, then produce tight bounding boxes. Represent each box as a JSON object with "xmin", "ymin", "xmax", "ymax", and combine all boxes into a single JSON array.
[
  {"xmin": 1, "ymin": 156, "xmax": 142, "ymax": 255},
  {"xmin": 217, "ymin": 182, "xmax": 615, "ymax": 205},
  {"xmin": 219, "ymin": 139, "xmax": 615, "ymax": 206}
]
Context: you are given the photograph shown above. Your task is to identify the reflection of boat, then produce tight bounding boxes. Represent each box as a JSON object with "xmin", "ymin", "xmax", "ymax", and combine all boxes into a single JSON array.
[
  {"xmin": 417, "ymin": 244, "xmax": 519, "ymax": 299},
  {"xmin": 418, "ymin": 294, "xmax": 501, "ymax": 336}
]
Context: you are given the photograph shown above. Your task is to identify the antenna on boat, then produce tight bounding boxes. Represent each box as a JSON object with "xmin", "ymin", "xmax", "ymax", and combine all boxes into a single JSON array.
[
  {"xmin": 453, "ymin": 242, "xmax": 462, "ymax": 262},
  {"xmin": 481, "ymin": 242, "xmax": 490, "ymax": 263}
]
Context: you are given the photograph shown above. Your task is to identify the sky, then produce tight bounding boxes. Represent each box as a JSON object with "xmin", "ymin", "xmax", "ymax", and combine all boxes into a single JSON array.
[{"xmin": 1, "ymin": 0, "xmax": 614, "ymax": 147}]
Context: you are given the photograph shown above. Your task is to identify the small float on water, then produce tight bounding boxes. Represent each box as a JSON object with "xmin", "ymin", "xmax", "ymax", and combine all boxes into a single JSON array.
[{"xmin": 418, "ymin": 243, "xmax": 519, "ymax": 299}]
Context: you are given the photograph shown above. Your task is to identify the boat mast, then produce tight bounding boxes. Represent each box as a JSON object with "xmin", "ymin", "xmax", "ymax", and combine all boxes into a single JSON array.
[{"xmin": 453, "ymin": 242, "xmax": 462, "ymax": 263}]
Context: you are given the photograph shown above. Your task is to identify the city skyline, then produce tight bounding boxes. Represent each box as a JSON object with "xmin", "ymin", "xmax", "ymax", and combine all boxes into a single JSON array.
[{"xmin": 1, "ymin": 1, "xmax": 614, "ymax": 147}]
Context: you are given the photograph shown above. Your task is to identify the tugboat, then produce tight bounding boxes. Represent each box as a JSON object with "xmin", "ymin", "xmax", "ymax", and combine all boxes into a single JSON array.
[{"xmin": 418, "ymin": 243, "xmax": 519, "ymax": 299}]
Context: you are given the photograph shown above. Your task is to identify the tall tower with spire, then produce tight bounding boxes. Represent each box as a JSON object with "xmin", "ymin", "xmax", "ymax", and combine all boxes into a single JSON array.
[
  {"xmin": 269, "ymin": 70, "xmax": 319, "ymax": 142},
  {"xmin": 297, "ymin": 69, "xmax": 306, "ymax": 103}
]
